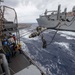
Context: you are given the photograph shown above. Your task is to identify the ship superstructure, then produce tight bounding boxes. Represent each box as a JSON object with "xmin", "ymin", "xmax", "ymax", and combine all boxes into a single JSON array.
[
  {"xmin": 0, "ymin": 1, "xmax": 45, "ymax": 75},
  {"xmin": 37, "ymin": 5, "xmax": 75, "ymax": 31}
]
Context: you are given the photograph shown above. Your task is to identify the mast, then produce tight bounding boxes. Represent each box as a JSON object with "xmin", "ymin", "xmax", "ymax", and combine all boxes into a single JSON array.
[
  {"xmin": 57, "ymin": 5, "xmax": 61, "ymax": 20},
  {"xmin": 0, "ymin": 0, "xmax": 4, "ymax": 33}
]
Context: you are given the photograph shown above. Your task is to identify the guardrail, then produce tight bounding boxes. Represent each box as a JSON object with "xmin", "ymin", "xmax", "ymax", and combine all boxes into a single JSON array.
[{"xmin": 21, "ymin": 50, "xmax": 46, "ymax": 75}]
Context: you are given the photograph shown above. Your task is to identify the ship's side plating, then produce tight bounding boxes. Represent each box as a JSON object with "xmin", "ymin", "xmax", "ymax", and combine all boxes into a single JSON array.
[{"xmin": 37, "ymin": 5, "xmax": 75, "ymax": 31}]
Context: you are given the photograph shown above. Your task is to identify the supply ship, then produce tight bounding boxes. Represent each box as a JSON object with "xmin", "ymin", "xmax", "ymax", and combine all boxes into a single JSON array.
[{"xmin": 37, "ymin": 5, "xmax": 75, "ymax": 31}]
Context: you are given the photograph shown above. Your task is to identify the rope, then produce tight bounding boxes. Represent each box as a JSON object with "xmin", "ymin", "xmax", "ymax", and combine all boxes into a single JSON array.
[
  {"xmin": 47, "ymin": 30, "xmax": 58, "ymax": 46},
  {"xmin": 46, "ymin": 15, "xmax": 75, "ymax": 47},
  {"xmin": 64, "ymin": 17, "xmax": 75, "ymax": 27},
  {"xmin": 20, "ymin": 15, "xmax": 75, "ymax": 48},
  {"xmin": 46, "ymin": 21, "xmax": 62, "ymax": 47}
]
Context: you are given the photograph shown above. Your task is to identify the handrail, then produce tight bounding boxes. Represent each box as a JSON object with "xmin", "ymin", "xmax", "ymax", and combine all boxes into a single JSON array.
[
  {"xmin": 21, "ymin": 50, "xmax": 46, "ymax": 75},
  {"xmin": 0, "ymin": 53, "xmax": 10, "ymax": 75}
]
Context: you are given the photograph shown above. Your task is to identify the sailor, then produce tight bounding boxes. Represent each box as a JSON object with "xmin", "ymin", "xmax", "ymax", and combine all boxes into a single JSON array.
[
  {"xmin": 29, "ymin": 32, "xmax": 40, "ymax": 38},
  {"xmin": 2, "ymin": 38, "xmax": 11, "ymax": 63},
  {"xmin": 15, "ymin": 43, "xmax": 22, "ymax": 54},
  {"xmin": 8, "ymin": 35, "xmax": 15, "ymax": 44},
  {"xmin": 8, "ymin": 43, "xmax": 15, "ymax": 57},
  {"xmin": 41, "ymin": 34, "xmax": 47, "ymax": 48},
  {"xmin": 12, "ymin": 34, "xmax": 16, "ymax": 41},
  {"xmin": 36, "ymin": 26, "xmax": 42, "ymax": 32}
]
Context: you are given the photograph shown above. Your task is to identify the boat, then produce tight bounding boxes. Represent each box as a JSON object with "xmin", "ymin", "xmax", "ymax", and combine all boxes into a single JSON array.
[
  {"xmin": 0, "ymin": 1, "xmax": 45, "ymax": 75},
  {"xmin": 36, "ymin": 5, "xmax": 75, "ymax": 31}
]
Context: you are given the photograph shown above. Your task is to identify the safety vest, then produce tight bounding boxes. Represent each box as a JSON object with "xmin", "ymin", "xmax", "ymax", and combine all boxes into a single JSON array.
[{"xmin": 15, "ymin": 43, "xmax": 21, "ymax": 51}]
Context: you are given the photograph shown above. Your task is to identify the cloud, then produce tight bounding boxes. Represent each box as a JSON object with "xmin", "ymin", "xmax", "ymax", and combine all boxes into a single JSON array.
[
  {"xmin": 3, "ymin": 0, "xmax": 75, "ymax": 11},
  {"xmin": 2, "ymin": 0, "xmax": 75, "ymax": 23},
  {"xmin": 22, "ymin": 0, "xmax": 53, "ymax": 9},
  {"xmin": 4, "ymin": 0, "xmax": 20, "ymax": 7},
  {"xmin": 15, "ymin": 2, "xmax": 39, "ymax": 23},
  {"xmin": 46, "ymin": 0, "xmax": 75, "ymax": 11},
  {"xmin": 21, "ymin": 0, "xmax": 75, "ymax": 11}
]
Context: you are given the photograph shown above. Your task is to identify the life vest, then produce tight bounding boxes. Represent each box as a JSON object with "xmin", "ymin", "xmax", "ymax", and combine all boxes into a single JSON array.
[
  {"xmin": 15, "ymin": 43, "xmax": 21, "ymax": 51},
  {"xmin": 2, "ymin": 40, "xmax": 8, "ymax": 46},
  {"xmin": 8, "ymin": 37, "xmax": 15, "ymax": 43}
]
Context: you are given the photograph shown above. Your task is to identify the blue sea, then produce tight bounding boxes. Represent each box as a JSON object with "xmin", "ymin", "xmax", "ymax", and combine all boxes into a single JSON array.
[{"xmin": 20, "ymin": 23, "xmax": 75, "ymax": 75}]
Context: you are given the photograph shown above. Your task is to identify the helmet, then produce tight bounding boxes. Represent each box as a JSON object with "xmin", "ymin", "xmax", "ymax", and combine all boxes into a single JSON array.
[
  {"xmin": 13, "ymin": 34, "xmax": 15, "ymax": 36},
  {"xmin": 18, "ymin": 43, "xmax": 21, "ymax": 47}
]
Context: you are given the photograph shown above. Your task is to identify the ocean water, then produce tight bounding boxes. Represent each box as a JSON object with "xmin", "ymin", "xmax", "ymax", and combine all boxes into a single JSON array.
[{"xmin": 20, "ymin": 23, "xmax": 75, "ymax": 75}]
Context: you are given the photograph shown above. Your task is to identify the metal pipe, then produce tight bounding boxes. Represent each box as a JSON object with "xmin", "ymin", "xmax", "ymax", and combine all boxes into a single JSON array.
[
  {"xmin": 64, "ymin": 8, "xmax": 67, "ymax": 20},
  {"xmin": 57, "ymin": 5, "xmax": 61, "ymax": 20},
  {"xmin": 0, "ymin": 53, "xmax": 10, "ymax": 75}
]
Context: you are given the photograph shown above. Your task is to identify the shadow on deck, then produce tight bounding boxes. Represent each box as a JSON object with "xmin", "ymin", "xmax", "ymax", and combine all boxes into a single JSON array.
[{"xmin": 8, "ymin": 53, "xmax": 31, "ymax": 75}]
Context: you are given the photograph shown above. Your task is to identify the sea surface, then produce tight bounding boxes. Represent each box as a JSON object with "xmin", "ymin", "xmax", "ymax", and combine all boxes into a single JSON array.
[{"xmin": 20, "ymin": 23, "xmax": 75, "ymax": 75}]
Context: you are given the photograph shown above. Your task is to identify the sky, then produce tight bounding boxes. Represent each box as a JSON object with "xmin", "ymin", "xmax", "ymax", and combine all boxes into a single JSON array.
[{"xmin": 1, "ymin": 0, "xmax": 75, "ymax": 23}]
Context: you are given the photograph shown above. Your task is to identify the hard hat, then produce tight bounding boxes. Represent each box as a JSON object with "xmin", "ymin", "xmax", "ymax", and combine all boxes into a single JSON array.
[
  {"xmin": 18, "ymin": 43, "xmax": 21, "ymax": 46},
  {"xmin": 13, "ymin": 34, "xmax": 15, "ymax": 36}
]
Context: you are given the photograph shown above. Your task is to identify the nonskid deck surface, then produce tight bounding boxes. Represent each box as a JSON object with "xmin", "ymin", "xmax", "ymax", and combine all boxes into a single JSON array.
[{"xmin": 9, "ymin": 53, "xmax": 31, "ymax": 75}]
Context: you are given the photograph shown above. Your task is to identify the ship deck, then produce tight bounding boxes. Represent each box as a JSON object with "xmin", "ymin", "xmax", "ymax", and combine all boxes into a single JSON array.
[
  {"xmin": 0, "ymin": 53, "xmax": 31, "ymax": 75},
  {"xmin": 9, "ymin": 53, "xmax": 31, "ymax": 75}
]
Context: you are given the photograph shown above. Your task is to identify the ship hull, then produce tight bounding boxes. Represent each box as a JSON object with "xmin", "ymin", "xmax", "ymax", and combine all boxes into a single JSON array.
[{"xmin": 37, "ymin": 16, "xmax": 75, "ymax": 31}]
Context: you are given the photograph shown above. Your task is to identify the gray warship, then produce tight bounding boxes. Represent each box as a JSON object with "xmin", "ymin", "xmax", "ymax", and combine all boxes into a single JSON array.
[
  {"xmin": 37, "ymin": 5, "xmax": 75, "ymax": 31},
  {"xmin": 0, "ymin": 0, "xmax": 45, "ymax": 75}
]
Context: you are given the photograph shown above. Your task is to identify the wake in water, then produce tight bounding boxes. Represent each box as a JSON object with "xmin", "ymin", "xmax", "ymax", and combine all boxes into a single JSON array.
[{"xmin": 20, "ymin": 24, "xmax": 75, "ymax": 75}]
